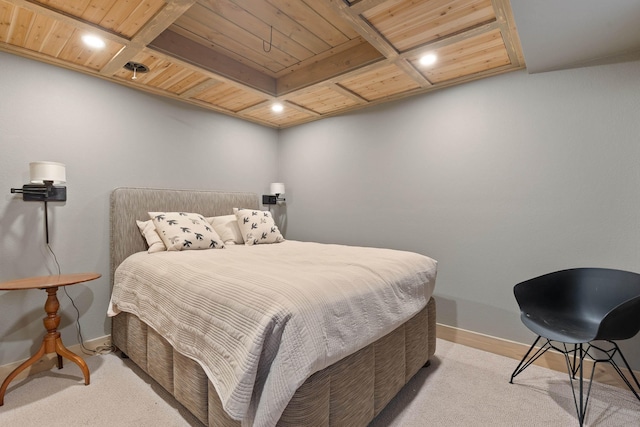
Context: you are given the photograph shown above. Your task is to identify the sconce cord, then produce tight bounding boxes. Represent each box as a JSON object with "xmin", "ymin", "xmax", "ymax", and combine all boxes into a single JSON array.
[
  {"xmin": 46, "ymin": 232, "xmax": 114, "ymax": 355},
  {"xmin": 44, "ymin": 201, "xmax": 49, "ymax": 244}
]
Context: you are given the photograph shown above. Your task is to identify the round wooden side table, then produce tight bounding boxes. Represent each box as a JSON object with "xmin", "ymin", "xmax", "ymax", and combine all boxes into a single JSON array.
[{"xmin": 0, "ymin": 272, "xmax": 101, "ymax": 406}]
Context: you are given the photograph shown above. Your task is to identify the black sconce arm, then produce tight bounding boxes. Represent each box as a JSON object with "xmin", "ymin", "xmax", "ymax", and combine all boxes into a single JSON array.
[{"xmin": 10, "ymin": 182, "xmax": 67, "ymax": 201}]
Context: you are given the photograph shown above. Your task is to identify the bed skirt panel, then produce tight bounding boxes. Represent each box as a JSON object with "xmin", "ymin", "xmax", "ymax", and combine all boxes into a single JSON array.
[
  {"xmin": 148, "ymin": 327, "xmax": 174, "ymax": 393},
  {"xmin": 112, "ymin": 297, "xmax": 436, "ymax": 426}
]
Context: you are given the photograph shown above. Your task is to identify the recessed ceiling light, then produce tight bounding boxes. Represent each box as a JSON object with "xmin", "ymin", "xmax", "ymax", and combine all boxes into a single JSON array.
[
  {"xmin": 271, "ymin": 103, "xmax": 284, "ymax": 113},
  {"xmin": 419, "ymin": 53, "xmax": 437, "ymax": 66},
  {"xmin": 82, "ymin": 34, "xmax": 105, "ymax": 49}
]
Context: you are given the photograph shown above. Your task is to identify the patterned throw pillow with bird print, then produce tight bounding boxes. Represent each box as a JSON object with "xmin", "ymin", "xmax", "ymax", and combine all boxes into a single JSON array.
[
  {"xmin": 149, "ymin": 212, "xmax": 225, "ymax": 251},
  {"xmin": 234, "ymin": 209, "xmax": 284, "ymax": 246}
]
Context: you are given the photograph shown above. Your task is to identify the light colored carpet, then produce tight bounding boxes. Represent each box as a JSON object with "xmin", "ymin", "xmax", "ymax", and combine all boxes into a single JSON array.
[
  {"xmin": 0, "ymin": 339, "xmax": 638, "ymax": 426},
  {"xmin": 370, "ymin": 339, "xmax": 639, "ymax": 426},
  {"xmin": 0, "ymin": 352, "xmax": 203, "ymax": 427}
]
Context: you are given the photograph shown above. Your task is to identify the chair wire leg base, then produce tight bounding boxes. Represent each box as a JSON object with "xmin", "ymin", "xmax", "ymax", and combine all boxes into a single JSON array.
[
  {"xmin": 588, "ymin": 341, "xmax": 640, "ymax": 402},
  {"xmin": 510, "ymin": 335, "xmax": 549, "ymax": 384},
  {"xmin": 564, "ymin": 343, "xmax": 592, "ymax": 426},
  {"xmin": 513, "ymin": 339, "xmax": 640, "ymax": 426}
]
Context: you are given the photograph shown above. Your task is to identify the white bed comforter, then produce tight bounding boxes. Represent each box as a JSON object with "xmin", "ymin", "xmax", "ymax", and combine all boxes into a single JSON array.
[{"xmin": 108, "ymin": 241, "xmax": 437, "ymax": 426}]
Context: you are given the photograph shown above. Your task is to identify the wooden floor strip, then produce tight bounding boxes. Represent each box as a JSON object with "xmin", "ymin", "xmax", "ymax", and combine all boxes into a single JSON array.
[{"xmin": 436, "ymin": 323, "xmax": 640, "ymax": 391}]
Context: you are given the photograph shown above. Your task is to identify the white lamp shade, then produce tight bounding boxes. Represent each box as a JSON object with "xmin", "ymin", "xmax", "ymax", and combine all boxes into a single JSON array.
[
  {"xmin": 270, "ymin": 182, "xmax": 285, "ymax": 195},
  {"xmin": 30, "ymin": 161, "xmax": 66, "ymax": 184}
]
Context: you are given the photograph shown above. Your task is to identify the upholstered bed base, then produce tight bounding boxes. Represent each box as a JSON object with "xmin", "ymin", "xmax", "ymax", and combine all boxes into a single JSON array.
[
  {"xmin": 112, "ymin": 297, "xmax": 435, "ymax": 426},
  {"xmin": 109, "ymin": 187, "xmax": 437, "ymax": 426}
]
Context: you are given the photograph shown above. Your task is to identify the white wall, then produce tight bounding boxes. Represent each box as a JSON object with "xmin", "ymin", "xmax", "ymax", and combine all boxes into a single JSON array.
[
  {"xmin": 0, "ymin": 52, "xmax": 279, "ymax": 366},
  {"xmin": 279, "ymin": 60, "xmax": 640, "ymax": 367}
]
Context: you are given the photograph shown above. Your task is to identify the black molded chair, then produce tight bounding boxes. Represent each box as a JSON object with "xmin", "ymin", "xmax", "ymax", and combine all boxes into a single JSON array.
[{"xmin": 509, "ymin": 268, "xmax": 640, "ymax": 425}]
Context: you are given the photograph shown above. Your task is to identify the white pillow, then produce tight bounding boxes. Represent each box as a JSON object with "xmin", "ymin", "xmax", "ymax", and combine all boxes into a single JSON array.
[
  {"xmin": 234, "ymin": 209, "xmax": 284, "ymax": 245},
  {"xmin": 149, "ymin": 212, "xmax": 225, "ymax": 251},
  {"xmin": 136, "ymin": 220, "xmax": 166, "ymax": 253},
  {"xmin": 208, "ymin": 215, "xmax": 244, "ymax": 245}
]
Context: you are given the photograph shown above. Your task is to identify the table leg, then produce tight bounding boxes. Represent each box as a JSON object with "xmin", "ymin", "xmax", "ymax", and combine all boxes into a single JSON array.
[
  {"xmin": 0, "ymin": 342, "xmax": 46, "ymax": 406},
  {"xmin": 0, "ymin": 286, "xmax": 90, "ymax": 406},
  {"xmin": 44, "ymin": 286, "xmax": 89, "ymax": 384},
  {"xmin": 55, "ymin": 337, "xmax": 90, "ymax": 385}
]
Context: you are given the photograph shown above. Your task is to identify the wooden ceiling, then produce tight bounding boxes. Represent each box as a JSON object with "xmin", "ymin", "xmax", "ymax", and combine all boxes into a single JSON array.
[{"xmin": 0, "ymin": 0, "xmax": 525, "ymax": 128}]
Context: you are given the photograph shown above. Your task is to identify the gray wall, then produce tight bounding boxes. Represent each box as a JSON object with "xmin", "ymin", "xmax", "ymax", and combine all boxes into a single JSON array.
[
  {"xmin": 0, "ymin": 52, "xmax": 279, "ymax": 366},
  {"xmin": 279, "ymin": 60, "xmax": 640, "ymax": 368},
  {"xmin": 2, "ymin": 49, "xmax": 640, "ymax": 371}
]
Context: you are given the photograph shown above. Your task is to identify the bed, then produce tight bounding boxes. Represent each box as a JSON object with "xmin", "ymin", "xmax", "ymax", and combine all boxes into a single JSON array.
[{"xmin": 108, "ymin": 187, "xmax": 437, "ymax": 426}]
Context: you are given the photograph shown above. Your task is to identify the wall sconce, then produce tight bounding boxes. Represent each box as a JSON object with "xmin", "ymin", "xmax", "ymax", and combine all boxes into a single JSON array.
[
  {"xmin": 11, "ymin": 161, "xmax": 67, "ymax": 202},
  {"xmin": 10, "ymin": 161, "xmax": 67, "ymax": 243},
  {"xmin": 262, "ymin": 182, "xmax": 286, "ymax": 205}
]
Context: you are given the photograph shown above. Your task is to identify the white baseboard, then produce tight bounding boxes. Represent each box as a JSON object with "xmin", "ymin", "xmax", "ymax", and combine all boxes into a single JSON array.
[
  {"xmin": 436, "ymin": 324, "xmax": 639, "ymax": 391},
  {"xmin": 0, "ymin": 335, "xmax": 112, "ymax": 382}
]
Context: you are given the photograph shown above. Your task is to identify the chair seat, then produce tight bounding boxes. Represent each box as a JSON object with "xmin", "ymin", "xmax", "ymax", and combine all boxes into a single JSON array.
[
  {"xmin": 521, "ymin": 312, "xmax": 598, "ymax": 344},
  {"xmin": 512, "ymin": 268, "xmax": 640, "ymax": 425}
]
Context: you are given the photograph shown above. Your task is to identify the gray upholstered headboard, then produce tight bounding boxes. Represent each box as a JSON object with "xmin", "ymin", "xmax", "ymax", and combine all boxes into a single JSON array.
[{"xmin": 109, "ymin": 187, "xmax": 259, "ymax": 286}]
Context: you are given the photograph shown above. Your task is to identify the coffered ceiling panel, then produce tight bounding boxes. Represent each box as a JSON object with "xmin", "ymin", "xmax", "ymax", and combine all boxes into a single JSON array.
[
  {"xmin": 34, "ymin": 0, "xmax": 166, "ymax": 38},
  {"xmin": 241, "ymin": 101, "xmax": 316, "ymax": 128},
  {"xmin": 362, "ymin": 0, "xmax": 496, "ymax": 52},
  {"xmin": 0, "ymin": 1, "xmax": 124, "ymax": 70},
  {"xmin": 413, "ymin": 28, "xmax": 512, "ymax": 84},
  {"xmin": 339, "ymin": 63, "xmax": 422, "ymax": 101},
  {"xmin": 0, "ymin": 0, "xmax": 525, "ymax": 128},
  {"xmin": 286, "ymin": 86, "xmax": 361, "ymax": 115},
  {"xmin": 192, "ymin": 81, "xmax": 268, "ymax": 113}
]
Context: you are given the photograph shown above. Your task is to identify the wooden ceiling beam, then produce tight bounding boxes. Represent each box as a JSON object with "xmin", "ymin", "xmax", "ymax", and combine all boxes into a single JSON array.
[
  {"xmin": 100, "ymin": 0, "xmax": 197, "ymax": 76},
  {"xmin": 328, "ymin": 82, "xmax": 368, "ymax": 104},
  {"xmin": 99, "ymin": 44, "xmax": 143, "ymax": 76},
  {"xmin": 325, "ymin": 1, "xmax": 514, "ymax": 91},
  {"xmin": 235, "ymin": 100, "xmax": 272, "ymax": 115},
  {"xmin": 135, "ymin": 0, "xmax": 197, "ymax": 45},
  {"xmin": 492, "ymin": 0, "xmax": 526, "ymax": 67},
  {"xmin": 393, "ymin": 58, "xmax": 433, "ymax": 88},
  {"xmin": 345, "ymin": 0, "xmax": 391, "ymax": 16},
  {"xmin": 324, "ymin": 0, "xmax": 398, "ymax": 58},
  {"xmin": 323, "ymin": 0, "xmax": 434, "ymax": 89},
  {"xmin": 284, "ymin": 101, "xmax": 322, "ymax": 117}
]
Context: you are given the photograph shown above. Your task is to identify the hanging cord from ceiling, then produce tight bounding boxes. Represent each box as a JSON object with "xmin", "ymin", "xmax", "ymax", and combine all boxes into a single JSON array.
[{"xmin": 263, "ymin": 25, "xmax": 273, "ymax": 52}]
